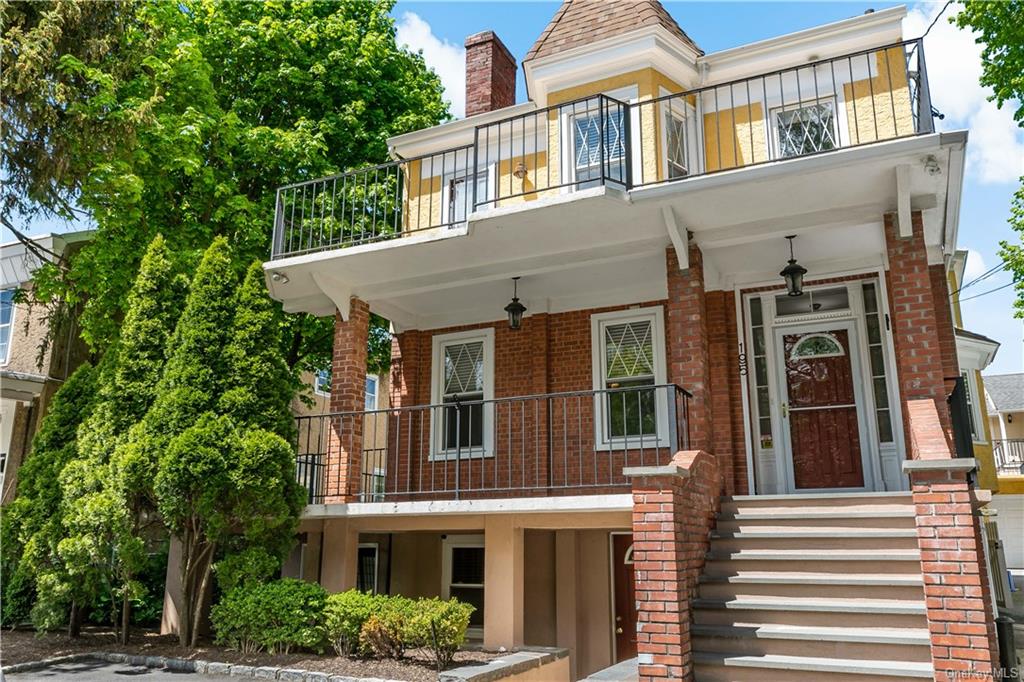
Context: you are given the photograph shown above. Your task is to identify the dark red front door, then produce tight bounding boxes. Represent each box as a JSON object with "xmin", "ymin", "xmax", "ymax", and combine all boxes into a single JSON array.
[
  {"xmin": 612, "ymin": 534, "xmax": 637, "ymax": 662},
  {"xmin": 783, "ymin": 329, "xmax": 864, "ymax": 489}
]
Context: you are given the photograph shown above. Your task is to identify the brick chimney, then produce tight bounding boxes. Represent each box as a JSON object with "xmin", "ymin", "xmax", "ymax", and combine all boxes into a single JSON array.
[{"xmin": 464, "ymin": 31, "xmax": 516, "ymax": 117}]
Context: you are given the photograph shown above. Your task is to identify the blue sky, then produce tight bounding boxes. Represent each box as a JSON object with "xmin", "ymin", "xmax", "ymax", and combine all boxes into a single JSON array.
[
  {"xmin": 10, "ymin": 2, "xmax": 1022, "ymax": 374},
  {"xmin": 393, "ymin": 1, "xmax": 1023, "ymax": 375}
]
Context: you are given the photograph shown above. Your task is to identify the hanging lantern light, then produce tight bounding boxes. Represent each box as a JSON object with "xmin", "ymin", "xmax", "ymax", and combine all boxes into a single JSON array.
[
  {"xmin": 780, "ymin": 235, "xmax": 808, "ymax": 297},
  {"xmin": 504, "ymin": 277, "xmax": 527, "ymax": 330}
]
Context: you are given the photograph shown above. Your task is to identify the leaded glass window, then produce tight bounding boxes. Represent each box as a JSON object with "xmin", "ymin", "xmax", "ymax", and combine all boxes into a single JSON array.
[
  {"xmin": 603, "ymin": 320, "xmax": 656, "ymax": 439},
  {"xmin": 774, "ymin": 100, "xmax": 837, "ymax": 159},
  {"xmin": 862, "ymin": 282, "xmax": 894, "ymax": 442},
  {"xmin": 790, "ymin": 333, "xmax": 844, "ymax": 359},
  {"xmin": 573, "ymin": 107, "xmax": 625, "ymax": 186},
  {"xmin": 442, "ymin": 340, "xmax": 485, "ymax": 451}
]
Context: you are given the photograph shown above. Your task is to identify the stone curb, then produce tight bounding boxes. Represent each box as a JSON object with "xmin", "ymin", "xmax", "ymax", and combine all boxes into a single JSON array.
[
  {"xmin": 2, "ymin": 647, "xmax": 569, "ymax": 681},
  {"xmin": 1, "ymin": 652, "xmax": 404, "ymax": 681}
]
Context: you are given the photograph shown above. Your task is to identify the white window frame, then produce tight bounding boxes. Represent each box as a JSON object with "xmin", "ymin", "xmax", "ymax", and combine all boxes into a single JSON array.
[
  {"xmin": 658, "ymin": 87, "xmax": 700, "ymax": 180},
  {"xmin": 441, "ymin": 534, "xmax": 485, "ymax": 639},
  {"xmin": 313, "ymin": 368, "xmax": 331, "ymax": 397},
  {"xmin": 440, "ymin": 165, "xmax": 496, "ymax": 227},
  {"xmin": 365, "ymin": 373, "xmax": 379, "ymax": 411},
  {"xmin": 769, "ymin": 96, "xmax": 840, "ymax": 161},
  {"xmin": 0, "ymin": 289, "xmax": 16, "ymax": 366},
  {"xmin": 590, "ymin": 306, "xmax": 669, "ymax": 450},
  {"xmin": 560, "ymin": 86, "xmax": 638, "ymax": 190},
  {"xmin": 357, "ymin": 542, "xmax": 379, "ymax": 594},
  {"xmin": 430, "ymin": 328, "xmax": 495, "ymax": 460}
]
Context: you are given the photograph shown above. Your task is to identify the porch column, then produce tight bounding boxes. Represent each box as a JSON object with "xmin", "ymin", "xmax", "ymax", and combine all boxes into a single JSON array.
[
  {"xmin": 327, "ymin": 297, "xmax": 370, "ymax": 503},
  {"xmin": 484, "ymin": 515, "xmax": 525, "ymax": 649},
  {"xmin": 319, "ymin": 518, "xmax": 359, "ymax": 593},
  {"xmin": 554, "ymin": 529, "xmax": 579, "ymax": 680},
  {"xmin": 666, "ymin": 245, "xmax": 712, "ymax": 456},
  {"xmin": 884, "ymin": 212, "xmax": 953, "ymax": 452},
  {"xmin": 626, "ymin": 450, "xmax": 721, "ymax": 682}
]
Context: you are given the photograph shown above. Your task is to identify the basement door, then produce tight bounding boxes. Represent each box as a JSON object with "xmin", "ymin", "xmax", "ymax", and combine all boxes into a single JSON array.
[
  {"xmin": 611, "ymin": 533, "xmax": 638, "ymax": 662},
  {"xmin": 773, "ymin": 321, "xmax": 872, "ymax": 490}
]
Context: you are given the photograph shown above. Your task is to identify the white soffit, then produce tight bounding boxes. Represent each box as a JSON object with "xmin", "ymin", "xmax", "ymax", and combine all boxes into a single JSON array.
[{"xmin": 700, "ymin": 6, "xmax": 907, "ymax": 85}]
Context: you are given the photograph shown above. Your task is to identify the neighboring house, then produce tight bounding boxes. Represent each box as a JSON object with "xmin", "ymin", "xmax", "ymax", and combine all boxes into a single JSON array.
[
  {"xmin": 264, "ymin": 3, "xmax": 1005, "ymax": 679},
  {"xmin": 984, "ymin": 373, "xmax": 1024, "ymax": 573},
  {"xmin": 0, "ymin": 232, "xmax": 92, "ymax": 505}
]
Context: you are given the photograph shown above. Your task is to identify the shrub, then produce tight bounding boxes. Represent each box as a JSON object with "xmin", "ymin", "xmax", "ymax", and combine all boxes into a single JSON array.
[
  {"xmin": 211, "ymin": 579, "xmax": 327, "ymax": 654},
  {"xmin": 409, "ymin": 598, "xmax": 475, "ymax": 670},
  {"xmin": 358, "ymin": 595, "xmax": 416, "ymax": 660},
  {"xmin": 324, "ymin": 590, "xmax": 379, "ymax": 656}
]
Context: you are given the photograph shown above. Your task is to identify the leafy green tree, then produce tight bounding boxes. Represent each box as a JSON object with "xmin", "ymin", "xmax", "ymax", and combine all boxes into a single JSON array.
[
  {"xmin": 1, "ymin": 363, "xmax": 99, "ymax": 633},
  {"xmin": 955, "ymin": 1, "xmax": 1024, "ymax": 316},
  {"xmin": 5, "ymin": 0, "xmax": 448, "ymax": 364}
]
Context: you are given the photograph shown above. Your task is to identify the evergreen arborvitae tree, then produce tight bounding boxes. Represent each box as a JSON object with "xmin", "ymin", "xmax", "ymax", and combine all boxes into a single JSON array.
[
  {"xmin": 119, "ymin": 236, "xmax": 237, "ymax": 496},
  {"xmin": 62, "ymin": 235, "xmax": 185, "ymax": 643},
  {"xmin": 1, "ymin": 363, "xmax": 99, "ymax": 633},
  {"xmin": 218, "ymin": 262, "xmax": 295, "ymax": 440}
]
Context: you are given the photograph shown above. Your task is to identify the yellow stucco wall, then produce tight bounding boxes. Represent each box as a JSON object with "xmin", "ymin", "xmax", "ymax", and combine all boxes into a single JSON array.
[
  {"xmin": 702, "ymin": 102, "xmax": 767, "ymax": 172},
  {"xmin": 843, "ymin": 46, "xmax": 915, "ymax": 145}
]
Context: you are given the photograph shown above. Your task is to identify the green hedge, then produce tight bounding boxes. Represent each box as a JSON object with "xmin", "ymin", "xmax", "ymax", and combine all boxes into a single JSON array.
[
  {"xmin": 211, "ymin": 578, "xmax": 327, "ymax": 654},
  {"xmin": 214, "ymin": 583, "xmax": 474, "ymax": 668}
]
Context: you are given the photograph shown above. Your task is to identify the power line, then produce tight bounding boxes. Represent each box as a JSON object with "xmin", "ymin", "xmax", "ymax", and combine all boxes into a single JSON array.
[
  {"xmin": 958, "ymin": 280, "xmax": 1016, "ymax": 303},
  {"xmin": 923, "ymin": 0, "xmax": 955, "ymax": 38},
  {"xmin": 949, "ymin": 261, "xmax": 1008, "ymax": 298}
]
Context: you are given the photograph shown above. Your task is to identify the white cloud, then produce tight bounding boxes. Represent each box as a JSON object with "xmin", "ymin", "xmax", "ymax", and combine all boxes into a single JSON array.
[
  {"xmin": 904, "ymin": 4, "xmax": 1024, "ymax": 184},
  {"xmin": 395, "ymin": 12, "xmax": 466, "ymax": 119},
  {"xmin": 962, "ymin": 249, "xmax": 987, "ymax": 281}
]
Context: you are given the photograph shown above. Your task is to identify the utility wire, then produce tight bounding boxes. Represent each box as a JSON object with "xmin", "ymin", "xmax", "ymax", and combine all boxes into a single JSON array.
[
  {"xmin": 958, "ymin": 280, "xmax": 1016, "ymax": 303},
  {"xmin": 923, "ymin": 0, "xmax": 955, "ymax": 38},
  {"xmin": 949, "ymin": 261, "xmax": 1008, "ymax": 298}
]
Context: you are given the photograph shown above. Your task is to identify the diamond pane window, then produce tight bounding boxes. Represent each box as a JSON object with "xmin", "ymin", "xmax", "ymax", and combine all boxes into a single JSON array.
[
  {"xmin": 775, "ymin": 100, "xmax": 837, "ymax": 159},
  {"xmin": 603, "ymin": 321, "xmax": 656, "ymax": 438},
  {"xmin": 573, "ymin": 108, "xmax": 625, "ymax": 184},
  {"xmin": 665, "ymin": 112, "xmax": 688, "ymax": 178},
  {"xmin": 442, "ymin": 341, "xmax": 484, "ymax": 451}
]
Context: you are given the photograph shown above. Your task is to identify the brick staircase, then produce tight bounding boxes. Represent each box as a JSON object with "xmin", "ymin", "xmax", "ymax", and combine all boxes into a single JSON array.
[{"xmin": 692, "ymin": 491, "xmax": 934, "ymax": 682}]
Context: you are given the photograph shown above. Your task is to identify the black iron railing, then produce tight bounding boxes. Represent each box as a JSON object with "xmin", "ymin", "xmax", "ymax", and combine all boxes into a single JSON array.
[
  {"xmin": 293, "ymin": 384, "xmax": 690, "ymax": 503},
  {"xmin": 993, "ymin": 439, "xmax": 1024, "ymax": 475},
  {"xmin": 271, "ymin": 39, "xmax": 932, "ymax": 259}
]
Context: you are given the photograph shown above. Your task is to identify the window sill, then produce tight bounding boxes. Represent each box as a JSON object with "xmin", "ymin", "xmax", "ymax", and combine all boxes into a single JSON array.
[{"xmin": 428, "ymin": 449, "xmax": 494, "ymax": 463}]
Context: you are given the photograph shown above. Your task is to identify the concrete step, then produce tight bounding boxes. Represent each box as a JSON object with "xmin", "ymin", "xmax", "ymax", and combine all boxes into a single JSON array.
[
  {"xmin": 719, "ymin": 508, "xmax": 916, "ymax": 521},
  {"xmin": 723, "ymin": 491, "xmax": 912, "ymax": 505},
  {"xmin": 706, "ymin": 548, "xmax": 920, "ymax": 562},
  {"xmin": 716, "ymin": 514, "xmax": 916, "ymax": 531},
  {"xmin": 693, "ymin": 652, "xmax": 932, "ymax": 681},
  {"xmin": 697, "ymin": 577, "xmax": 924, "ymax": 601},
  {"xmin": 692, "ymin": 596, "xmax": 928, "ymax": 628},
  {"xmin": 710, "ymin": 531, "xmax": 918, "ymax": 552},
  {"xmin": 692, "ymin": 624, "xmax": 931, "ymax": 662},
  {"xmin": 699, "ymin": 572, "xmax": 924, "ymax": 586}
]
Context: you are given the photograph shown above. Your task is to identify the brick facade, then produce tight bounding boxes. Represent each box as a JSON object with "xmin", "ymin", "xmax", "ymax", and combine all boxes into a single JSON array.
[
  {"xmin": 885, "ymin": 211, "xmax": 954, "ymax": 449},
  {"xmin": 464, "ymin": 31, "xmax": 516, "ymax": 117},
  {"xmin": 326, "ymin": 298, "xmax": 370, "ymax": 502},
  {"xmin": 627, "ymin": 451, "xmax": 722, "ymax": 681}
]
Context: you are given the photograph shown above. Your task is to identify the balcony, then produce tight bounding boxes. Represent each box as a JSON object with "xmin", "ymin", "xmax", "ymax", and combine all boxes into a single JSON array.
[
  {"xmin": 292, "ymin": 384, "xmax": 691, "ymax": 505},
  {"xmin": 994, "ymin": 439, "xmax": 1024, "ymax": 476},
  {"xmin": 271, "ymin": 39, "xmax": 933, "ymax": 260}
]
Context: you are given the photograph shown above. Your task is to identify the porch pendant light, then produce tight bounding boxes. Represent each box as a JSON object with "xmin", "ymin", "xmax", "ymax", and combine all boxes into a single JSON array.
[
  {"xmin": 504, "ymin": 277, "xmax": 527, "ymax": 330},
  {"xmin": 780, "ymin": 235, "xmax": 808, "ymax": 297}
]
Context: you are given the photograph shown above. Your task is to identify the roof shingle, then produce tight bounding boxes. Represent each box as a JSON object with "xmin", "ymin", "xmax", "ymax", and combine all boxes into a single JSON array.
[
  {"xmin": 985, "ymin": 373, "xmax": 1024, "ymax": 413},
  {"xmin": 524, "ymin": 0, "xmax": 702, "ymax": 63}
]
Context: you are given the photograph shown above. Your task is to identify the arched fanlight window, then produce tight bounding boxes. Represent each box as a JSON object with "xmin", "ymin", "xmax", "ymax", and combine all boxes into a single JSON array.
[
  {"xmin": 623, "ymin": 544, "xmax": 635, "ymax": 565},
  {"xmin": 790, "ymin": 333, "xmax": 845, "ymax": 360}
]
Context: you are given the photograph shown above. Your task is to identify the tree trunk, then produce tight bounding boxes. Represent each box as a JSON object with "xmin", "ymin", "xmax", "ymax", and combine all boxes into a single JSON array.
[
  {"xmin": 120, "ymin": 591, "xmax": 131, "ymax": 645},
  {"xmin": 67, "ymin": 601, "xmax": 83, "ymax": 638},
  {"xmin": 189, "ymin": 546, "xmax": 215, "ymax": 648}
]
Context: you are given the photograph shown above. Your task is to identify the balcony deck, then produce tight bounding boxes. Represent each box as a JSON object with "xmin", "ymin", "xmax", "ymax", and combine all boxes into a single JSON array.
[
  {"xmin": 270, "ymin": 39, "xmax": 933, "ymax": 261},
  {"xmin": 293, "ymin": 384, "xmax": 690, "ymax": 506}
]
